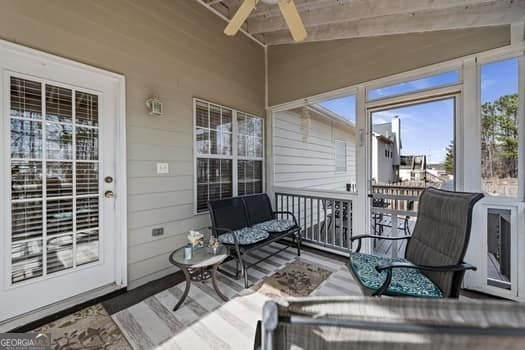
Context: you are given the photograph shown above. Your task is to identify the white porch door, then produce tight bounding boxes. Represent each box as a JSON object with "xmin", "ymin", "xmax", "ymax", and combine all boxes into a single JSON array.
[{"xmin": 0, "ymin": 43, "xmax": 125, "ymax": 323}]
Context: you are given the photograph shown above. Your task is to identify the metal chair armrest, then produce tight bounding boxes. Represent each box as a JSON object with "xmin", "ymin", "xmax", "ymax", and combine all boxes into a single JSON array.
[
  {"xmin": 375, "ymin": 261, "xmax": 477, "ymax": 273},
  {"xmin": 351, "ymin": 234, "xmax": 411, "ymax": 253}
]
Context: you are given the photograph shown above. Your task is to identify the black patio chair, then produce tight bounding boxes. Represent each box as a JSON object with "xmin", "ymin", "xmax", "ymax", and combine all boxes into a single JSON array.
[{"xmin": 349, "ymin": 187, "xmax": 484, "ymax": 298}]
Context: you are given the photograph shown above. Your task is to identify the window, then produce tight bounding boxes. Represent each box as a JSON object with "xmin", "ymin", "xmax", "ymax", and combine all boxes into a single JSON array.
[
  {"xmin": 335, "ymin": 140, "xmax": 347, "ymax": 173},
  {"xmin": 368, "ymin": 70, "xmax": 460, "ymax": 101},
  {"xmin": 9, "ymin": 77, "xmax": 101, "ymax": 283},
  {"xmin": 194, "ymin": 99, "xmax": 264, "ymax": 213},
  {"xmin": 319, "ymin": 95, "xmax": 357, "ymax": 123},
  {"xmin": 480, "ymin": 58, "xmax": 520, "ymax": 198}
]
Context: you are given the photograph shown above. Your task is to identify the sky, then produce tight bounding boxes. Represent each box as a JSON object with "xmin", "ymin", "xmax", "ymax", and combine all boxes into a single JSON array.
[{"xmin": 319, "ymin": 58, "xmax": 519, "ymax": 163}]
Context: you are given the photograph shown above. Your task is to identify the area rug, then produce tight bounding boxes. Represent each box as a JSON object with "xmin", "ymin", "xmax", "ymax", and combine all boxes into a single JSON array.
[
  {"xmin": 35, "ymin": 303, "xmax": 130, "ymax": 350},
  {"xmin": 253, "ymin": 259, "xmax": 332, "ymax": 298}
]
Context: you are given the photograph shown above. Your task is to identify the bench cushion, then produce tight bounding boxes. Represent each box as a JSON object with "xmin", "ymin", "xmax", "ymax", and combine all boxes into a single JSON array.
[
  {"xmin": 218, "ymin": 227, "xmax": 270, "ymax": 245},
  {"xmin": 252, "ymin": 219, "xmax": 296, "ymax": 233},
  {"xmin": 350, "ymin": 252, "xmax": 443, "ymax": 298}
]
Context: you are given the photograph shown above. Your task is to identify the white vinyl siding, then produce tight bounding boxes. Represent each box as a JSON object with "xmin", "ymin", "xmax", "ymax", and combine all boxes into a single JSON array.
[
  {"xmin": 335, "ymin": 140, "xmax": 347, "ymax": 173},
  {"xmin": 273, "ymin": 109, "xmax": 356, "ymax": 192}
]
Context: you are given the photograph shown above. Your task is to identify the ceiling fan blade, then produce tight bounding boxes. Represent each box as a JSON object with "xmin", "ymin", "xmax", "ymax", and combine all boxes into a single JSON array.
[
  {"xmin": 224, "ymin": 0, "xmax": 258, "ymax": 36},
  {"xmin": 278, "ymin": 0, "xmax": 307, "ymax": 42}
]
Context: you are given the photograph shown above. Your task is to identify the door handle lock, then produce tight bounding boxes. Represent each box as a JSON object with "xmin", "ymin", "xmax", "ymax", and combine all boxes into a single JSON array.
[{"xmin": 104, "ymin": 191, "xmax": 115, "ymax": 199}]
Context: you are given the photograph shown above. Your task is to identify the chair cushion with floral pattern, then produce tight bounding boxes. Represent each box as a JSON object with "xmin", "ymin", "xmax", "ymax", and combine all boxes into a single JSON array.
[
  {"xmin": 350, "ymin": 252, "xmax": 443, "ymax": 298},
  {"xmin": 218, "ymin": 227, "xmax": 270, "ymax": 245},
  {"xmin": 252, "ymin": 219, "xmax": 296, "ymax": 233}
]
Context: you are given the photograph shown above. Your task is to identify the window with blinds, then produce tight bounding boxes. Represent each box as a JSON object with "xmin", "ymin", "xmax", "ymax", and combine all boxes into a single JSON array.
[
  {"xmin": 238, "ymin": 160, "xmax": 263, "ymax": 196},
  {"xmin": 9, "ymin": 76, "xmax": 100, "ymax": 284},
  {"xmin": 194, "ymin": 99, "xmax": 264, "ymax": 213}
]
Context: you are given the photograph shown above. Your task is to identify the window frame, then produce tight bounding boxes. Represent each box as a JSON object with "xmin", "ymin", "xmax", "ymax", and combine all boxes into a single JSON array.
[
  {"xmin": 193, "ymin": 98, "xmax": 265, "ymax": 214},
  {"xmin": 477, "ymin": 54, "xmax": 524, "ymax": 201},
  {"xmin": 334, "ymin": 140, "xmax": 348, "ymax": 174},
  {"xmin": 366, "ymin": 69, "xmax": 462, "ymax": 103}
]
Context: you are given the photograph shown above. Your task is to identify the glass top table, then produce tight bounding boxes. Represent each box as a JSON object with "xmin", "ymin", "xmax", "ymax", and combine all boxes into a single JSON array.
[
  {"xmin": 170, "ymin": 245, "xmax": 227, "ymax": 267},
  {"xmin": 168, "ymin": 245, "xmax": 228, "ymax": 311}
]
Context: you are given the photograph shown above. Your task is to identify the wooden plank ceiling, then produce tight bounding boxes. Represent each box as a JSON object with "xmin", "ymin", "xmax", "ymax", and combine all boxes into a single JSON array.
[{"xmin": 198, "ymin": 0, "xmax": 525, "ymax": 46}]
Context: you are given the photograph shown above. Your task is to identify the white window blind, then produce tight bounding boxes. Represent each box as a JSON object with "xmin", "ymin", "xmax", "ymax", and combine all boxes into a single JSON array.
[
  {"xmin": 194, "ymin": 99, "xmax": 264, "ymax": 213},
  {"xmin": 9, "ymin": 76, "xmax": 101, "ymax": 284}
]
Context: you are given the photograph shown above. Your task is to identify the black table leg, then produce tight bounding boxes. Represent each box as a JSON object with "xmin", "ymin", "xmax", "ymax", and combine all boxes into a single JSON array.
[
  {"xmin": 211, "ymin": 263, "xmax": 228, "ymax": 302},
  {"xmin": 173, "ymin": 265, "xmax": 191, "ymax": 311}
]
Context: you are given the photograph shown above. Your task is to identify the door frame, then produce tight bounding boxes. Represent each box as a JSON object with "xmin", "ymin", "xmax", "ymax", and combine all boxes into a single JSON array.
[
  {"xmin": 363, "ymin": 90, "xmax": 462, "ymax": 255},
  {"xmin": 0, "ymin": 39, "xmax": 127, "ymax": 328}
]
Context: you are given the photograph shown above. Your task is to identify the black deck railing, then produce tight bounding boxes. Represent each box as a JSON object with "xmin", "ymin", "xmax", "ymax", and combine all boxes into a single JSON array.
[
  {"xmin": 275, "ymin": 191, "xmax": 354, "ymax": 253},
  {"xmin": 274, "ymin": 184, "xmax": 428, "ymax": 256}
]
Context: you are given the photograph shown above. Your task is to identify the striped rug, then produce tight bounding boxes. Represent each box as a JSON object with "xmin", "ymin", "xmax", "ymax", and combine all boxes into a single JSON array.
[{"xmin": 112, "ymin": 244, "xmax": 362, "ymax": 350}]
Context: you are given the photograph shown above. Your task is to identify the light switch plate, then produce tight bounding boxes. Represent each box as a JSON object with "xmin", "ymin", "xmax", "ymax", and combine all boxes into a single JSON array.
[{"xmin": 156, "ymin": 162, "xmax": 169, "ymax": 174}]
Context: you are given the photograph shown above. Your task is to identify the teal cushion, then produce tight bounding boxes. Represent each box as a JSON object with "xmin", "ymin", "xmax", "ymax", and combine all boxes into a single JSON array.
[
  {"xmin": 218, "ymin": 227, "xmax": 269, "ymax": 245},
  {"xmin": 350, "ymin": 252, "xmax": 443, "ymax": 298},
  {"xmin": 252, "ymin": 219, "xmax": 296, "ymax": 233}
]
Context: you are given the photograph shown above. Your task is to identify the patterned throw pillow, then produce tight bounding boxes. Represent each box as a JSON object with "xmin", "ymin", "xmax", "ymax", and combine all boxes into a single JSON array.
[
  {"xmin": 350, "ymin": 252, "xmax": 443, "ymax": 298},
  {"xmin": 252, "ymin": 219, "xmax": 296, "ymax": 233},
  {"xmin": 218, "ymin": 227, "xmax": 270, "ymax": 245}
]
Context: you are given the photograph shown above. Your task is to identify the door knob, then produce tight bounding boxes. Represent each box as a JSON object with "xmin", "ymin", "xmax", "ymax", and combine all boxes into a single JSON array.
[{"xmin": 104, "ymin": 191, "xmax": 115, "ymax": 198}]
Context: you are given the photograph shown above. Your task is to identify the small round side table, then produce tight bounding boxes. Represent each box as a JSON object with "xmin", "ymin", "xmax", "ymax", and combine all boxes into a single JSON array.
[{"xmin": 168, "ymin": 245, "xmax": 228, "ymax": 311}]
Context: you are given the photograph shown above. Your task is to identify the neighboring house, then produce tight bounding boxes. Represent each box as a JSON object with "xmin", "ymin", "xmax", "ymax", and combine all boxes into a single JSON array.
[
  {"xmin": 399, "ymin": 155, "xmax": 428, "ymax": 182},
  {"xmin": 273, "ymin": 104, "xmax": 357, "ymax": 192},
  {"xmin": 371, "ymin": 117, "xmax": 401, "ymax": 183}
]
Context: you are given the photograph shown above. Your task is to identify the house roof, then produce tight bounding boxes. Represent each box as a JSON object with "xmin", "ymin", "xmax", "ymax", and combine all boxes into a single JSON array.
[
  {"xmin": 290, "ymin": 104, "xmax": 356, "ymax": 130},
  {"xmin": 197, "ymin": 0, "xmax": 525, "ymax": 46},
  {"xmin": 372, "ymin": 122, "xmax": 392, "ymax": 138}
]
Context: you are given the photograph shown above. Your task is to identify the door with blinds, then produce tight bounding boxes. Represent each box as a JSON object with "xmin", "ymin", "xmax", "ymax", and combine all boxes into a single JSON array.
[{"xmin": 0, "ymin": 43, "xmax": 125, "ymax": 324}]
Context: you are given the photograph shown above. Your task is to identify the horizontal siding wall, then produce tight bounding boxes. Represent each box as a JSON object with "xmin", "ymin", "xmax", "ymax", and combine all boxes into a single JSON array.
[
  {"xmin": 268, "ymin": 26, "xmax": 510, "ymax": 106},
  {"xmin": 273, "ymin": 110, "xmax": 356, "ymax": 191},
  {"xmin": 0, "ymin": 0, "xmax": 265, "ymax": 289}
]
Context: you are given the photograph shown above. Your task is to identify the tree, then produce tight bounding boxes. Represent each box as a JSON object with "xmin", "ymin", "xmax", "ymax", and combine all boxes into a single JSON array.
[
  {"xmin": 480, "ymin": 93, "xmax": 519, "ymax": 179},
  {"xmin": 444, "ymin": 140, "xmax": 454, "ymax": 174}
]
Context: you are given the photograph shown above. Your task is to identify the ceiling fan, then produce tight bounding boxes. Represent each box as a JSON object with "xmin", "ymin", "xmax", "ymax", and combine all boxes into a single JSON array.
[{"xmin": 224, "ymin": 0, "xmax": 307, "ymax": 42}]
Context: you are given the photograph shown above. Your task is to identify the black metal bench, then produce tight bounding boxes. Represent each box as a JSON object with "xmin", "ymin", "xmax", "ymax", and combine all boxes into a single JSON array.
[{"xmin": 208, "ymin": 193, "xmax": 301, "ymax": 288}]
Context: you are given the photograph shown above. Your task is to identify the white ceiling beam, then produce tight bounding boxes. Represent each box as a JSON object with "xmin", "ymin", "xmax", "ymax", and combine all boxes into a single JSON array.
[
  {"xmin": 250, "ymin": 0, "xmax": 354, "ymax": 19},
  {"xmin": 263, "ymin": 0, "xmax": 525, "ymax": 45},
  {"xmin": 249, "ymin": 0, "xmax": 498, "ymax": 34}
]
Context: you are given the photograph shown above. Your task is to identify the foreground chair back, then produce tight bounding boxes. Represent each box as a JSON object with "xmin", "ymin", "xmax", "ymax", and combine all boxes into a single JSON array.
[
  {"xmin": 255, "ymin": 297, "xmax": 525, "ymax": 350},
  {"xmin": 349, "ymin": 187, "xmax": 484, "ymax": 298}
]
